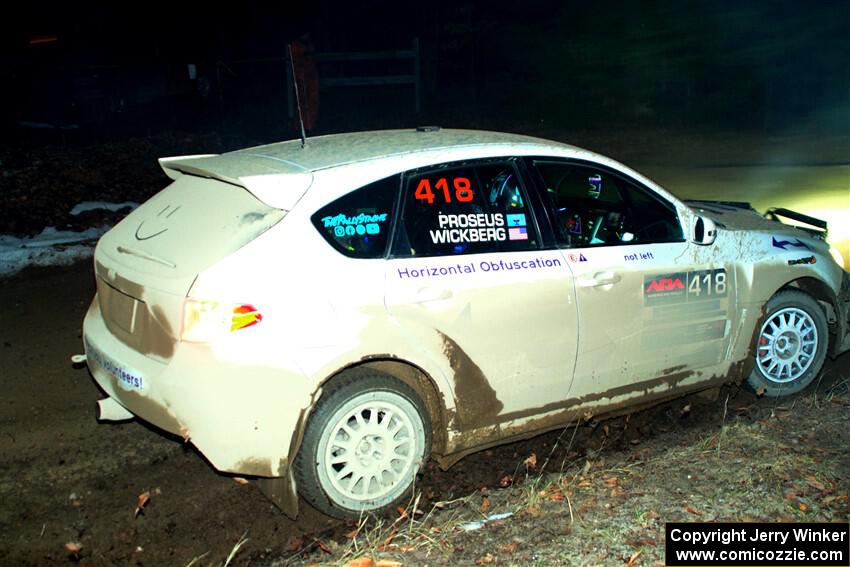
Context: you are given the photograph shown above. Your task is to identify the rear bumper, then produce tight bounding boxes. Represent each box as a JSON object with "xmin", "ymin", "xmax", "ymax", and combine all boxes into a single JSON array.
[{"xmin": 82, "ymin": 295, "xmax": 315, "ymax": 479}]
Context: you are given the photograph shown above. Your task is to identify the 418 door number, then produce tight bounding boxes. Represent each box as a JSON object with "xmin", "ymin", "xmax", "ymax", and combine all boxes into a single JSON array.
[{"xmin": 687, "ymin": 269, "xmax": 727, "ymax": 298}]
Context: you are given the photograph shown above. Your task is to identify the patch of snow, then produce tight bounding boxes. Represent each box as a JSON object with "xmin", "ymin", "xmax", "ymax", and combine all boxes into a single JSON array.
[
  {"xmin": 70, "ymin": 201, "xmax": 139, "ymax": 216},
  {"xmin": 0, "ymin": 225, "xmax": 110, "ymax": 277}
]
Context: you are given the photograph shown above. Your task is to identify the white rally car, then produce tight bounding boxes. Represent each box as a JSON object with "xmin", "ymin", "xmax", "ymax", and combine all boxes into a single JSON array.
[{"xmin": 82, "ymin": 128, "xmax": 850, "ymax": 519}]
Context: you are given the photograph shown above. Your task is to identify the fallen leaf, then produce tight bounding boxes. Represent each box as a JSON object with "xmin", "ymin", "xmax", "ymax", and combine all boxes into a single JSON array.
[
  {"xmin": 399, "ymin": 545, "xmax": 416, "ymax": 552},
  {"xmin": 525, "ymin": 506, "xmax": 541, "ymax": 517},
  {"xmin": 686, "ymin": 506, "xmax": 702, "ymax": 516},
  {"xmin": 679, "ymin": 403, "xmax": 691, "ymax": 417},
  {"xmin": 498, "ymin": 473, "xmax": 513, "ymax": 488},
  {"xmin": 602, "ymin": 424, "xmax": 610, "ymax": 436},
  {"xmin": 756, "ymin": 386, "xmax": 766, "ymax": 397},
  {"xmin": 316, "ymin": 540, "xmax": 332, "ymax": 554},
  {"xmin": 480, "ymin": 496, "xmax": 491, "ymax": 514},
  {"xmin": 380, "ymin": 526, "xmax": 398, "ymax": 550},
  {"xmin": 287, "ymin": 536, "xmax": 304, "ymax": 551},
  {"xmin": 626, "ymin": 550, "xmax": 642, "ymax": 566},
  {"xmin": 523, "ymin": 453, "xmax": 538, "ymax": 470},
  {"xmin": 233, "ymin": 477, "xmax": 249, "ymax": 485},
  {"xmin": 345, "ymin": 527, "xmax": 361, "ymax": 539},
  {"xmin": 605, "ymin": 477, "xmax": 619, "ymax": 487},
  {"xmin": 65, "ymin": 542, "xmax": 82, "ymax": 554},
  {"xmin": 550, "ymin": 492, "xmax": 566, "ymax": 502},
  {"xmin": 798, "ymin": 502, "xmax": 808, "ymax": 512},
  {"xmin": 805, "ymin": 476, "xmax": 826, "ymax": 491},
  {"xmin": 475, "ymin": 553, "xmax": 495, "ymax": 565},
  {"xmin": 397, "ymin": 506, "xmax": 409, "ymax": 519},
  {"xmin": 134, "ymin": 491, "xmax": 150, "ymax": 517},
  {"xmin": 498, "ymin": 542, "xmax": 519, "ymax": 553},
  {"xmin": 344, "ymin": 558, "xmax": 373, "ymax": 567}
]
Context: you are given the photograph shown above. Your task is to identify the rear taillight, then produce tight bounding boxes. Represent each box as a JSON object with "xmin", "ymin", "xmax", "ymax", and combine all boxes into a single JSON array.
[
  {"xmin": 231, "ymin": 304, "xmax": 262, "ymax": 331},
  {"xmin": 181, "ymin": 299, "xmax": 263, "ymax": 343}
]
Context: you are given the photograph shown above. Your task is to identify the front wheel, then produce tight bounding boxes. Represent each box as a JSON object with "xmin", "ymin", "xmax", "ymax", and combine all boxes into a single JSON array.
[
  {"xmin": 746, "ymin": 290, "xmax": 828, "ymax": 397},
  {"xmin": 294, "ymin": 369, "xmax": 431, "ymax": 518}
]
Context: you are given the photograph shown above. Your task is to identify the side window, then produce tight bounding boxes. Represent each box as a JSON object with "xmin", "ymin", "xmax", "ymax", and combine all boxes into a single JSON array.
[
  {"xmin": 311, "ymin": 175, "xmax": 398, "ymax": 258},
  {"xmin": 532, "ymin": 160, "xmax": 683, "ymax": 247},
  {"xmin": 392, "ymin": 161, "xmax": 539, "ymax": 257}
]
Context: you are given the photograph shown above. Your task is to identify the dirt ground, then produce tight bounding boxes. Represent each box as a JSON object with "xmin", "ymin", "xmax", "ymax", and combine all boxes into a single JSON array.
[{"xmin": 1, "ymin": 129, "xmax": 848, "ymax": 566}]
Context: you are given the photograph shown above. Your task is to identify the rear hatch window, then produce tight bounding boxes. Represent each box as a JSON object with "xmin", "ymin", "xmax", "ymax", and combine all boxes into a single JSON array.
[{"xmin": 97, "ymin": 175, "xmax": 284, "ymax": 296}]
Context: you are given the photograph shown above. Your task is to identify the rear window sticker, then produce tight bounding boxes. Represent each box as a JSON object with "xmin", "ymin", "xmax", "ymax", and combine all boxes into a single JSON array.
[
  {"xmin": 414, "ymin": 176, "xmax": 474, "ymax": 205},
  {"xmin": 508, "ymin": 227, "xmax": 528, "ymax": 241},
  {"xmin": 506, "ymin": 213, "xmax": 527, "ymax": 227},
  {"xmin": 588, "ymin": 174, "xmax": 602, "ymax": 199},
  {"xmin": 431, "ymin": 213, "xmax": 506, "ymax": 244},
  {"xmin": 771, "ymin": 236, "xmax": 810, "ymax": 251},
  {"xmin": 321, "ymin": 212, "xmax": 388, "ymax": 229}
]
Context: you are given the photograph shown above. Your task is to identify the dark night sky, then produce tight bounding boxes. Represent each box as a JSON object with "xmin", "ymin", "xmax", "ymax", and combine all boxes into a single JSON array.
[{"xmin": 2, "ymin": 0, "xmax": 849, "ymax": 133}]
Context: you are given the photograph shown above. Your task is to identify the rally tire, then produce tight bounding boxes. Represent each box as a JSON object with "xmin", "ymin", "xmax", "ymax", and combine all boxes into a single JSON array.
[
  {"xmin": 294, "ymin": 368, "xmax": 431, "ymax": 519},
  {"xmin": 745, "ymin": 290, "xmax": 828, "ymax": 397}
]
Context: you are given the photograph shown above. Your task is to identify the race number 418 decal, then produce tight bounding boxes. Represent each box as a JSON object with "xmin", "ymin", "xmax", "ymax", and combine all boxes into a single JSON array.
[
  {"xmin": 415, "ymin": 177, "xmax": 474, "ymax": 204},
  {"xmin": 644, "ymin": 268, "xmax": 727, "ymax": 305},
  {"xmin": 687, "ymin": 269, "xmax": 727, "ymax": 298}
]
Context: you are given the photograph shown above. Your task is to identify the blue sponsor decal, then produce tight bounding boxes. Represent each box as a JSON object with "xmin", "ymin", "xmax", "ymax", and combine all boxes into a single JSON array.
[
  {"xmin": 772, "ymin": 237, "xmax": 810, "ymax": 251},
  {"xmin": 506, "ymin": 213, "xmax": 527, "ymax": 227},
  {"xmin": 322, "ymin": 212, "xmax": 388, "ymax": 228}
]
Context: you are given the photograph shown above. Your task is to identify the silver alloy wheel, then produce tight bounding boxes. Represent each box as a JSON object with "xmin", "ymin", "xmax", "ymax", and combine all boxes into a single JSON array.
[
  {"xmin": 316, "ymin": 391, "xmax": 425, "ymax": 511},
  {"xmin": 755, "ymin": 306, "xmax": 818, "ymax": 383}
]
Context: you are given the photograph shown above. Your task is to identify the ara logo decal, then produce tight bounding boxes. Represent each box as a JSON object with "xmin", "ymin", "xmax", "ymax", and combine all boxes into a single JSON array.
[
  {"xmin": 644, "ymin": 272, "xmax": 687, "ymax": 305},
  {"xmin": 135, "ymin": 204, "xmax": 181, "ymax": 241},
  {"xmin": 772, "ymin": 237, "xmax": 810, "ymax": 251},
  {"xmin": 645, "ymin": 276, "xmax": 685, "ymax": 293}
]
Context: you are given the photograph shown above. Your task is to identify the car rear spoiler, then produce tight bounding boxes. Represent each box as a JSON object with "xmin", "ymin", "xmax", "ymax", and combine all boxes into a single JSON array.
[
  {"xmin": 763, "ymin": 207, "xmax": 828, "ymax": 240},
  {"xmin": 158, "ymin": 154, "xmax": 313, "ymax": 211}
]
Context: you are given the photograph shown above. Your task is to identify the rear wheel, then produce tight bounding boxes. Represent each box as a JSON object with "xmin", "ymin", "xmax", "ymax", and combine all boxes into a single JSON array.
[
  {"xmin": 746, "ymin": 290, "xmax": 828, "ymax": 397},
  {"xmin": 294, "ymin": 369, "xmax": 431, "ymax": 518}
]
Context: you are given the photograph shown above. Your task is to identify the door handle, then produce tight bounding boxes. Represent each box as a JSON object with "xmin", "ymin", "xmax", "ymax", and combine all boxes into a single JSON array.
[
  {"xmin": 412, "ymin": 288, "xmax": 453, "ymax": 304},
  {"xmin": 576, "ymin": 272, "xmax": 622, "ymax": 288}
]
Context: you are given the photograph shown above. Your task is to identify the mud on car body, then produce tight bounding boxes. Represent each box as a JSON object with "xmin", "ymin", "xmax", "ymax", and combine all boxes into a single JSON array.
[{"xmin": 81, "ymin": 128, "xmax": 850, "ymax": 519}]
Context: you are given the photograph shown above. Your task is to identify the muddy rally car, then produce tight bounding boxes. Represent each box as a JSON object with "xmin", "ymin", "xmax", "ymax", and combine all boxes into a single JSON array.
[{"xmin": 81, "ymin": 128, "xmax": 850, "ymax": 519}]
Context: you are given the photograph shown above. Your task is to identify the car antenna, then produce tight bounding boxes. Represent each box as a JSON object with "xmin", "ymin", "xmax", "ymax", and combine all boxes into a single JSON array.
[{"xmin": 287, "ymin": 43, "xmax": 308, "ymax": 148}]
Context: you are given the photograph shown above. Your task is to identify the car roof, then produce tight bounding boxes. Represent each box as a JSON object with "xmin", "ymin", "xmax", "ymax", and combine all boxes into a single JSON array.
[
  {"xmin": 230, "ymin": 128, "xmax": 575, "ymax": 172},
  {"xmin": 156, "ymin": 129, "xmax": 675, "ymax": 211}
]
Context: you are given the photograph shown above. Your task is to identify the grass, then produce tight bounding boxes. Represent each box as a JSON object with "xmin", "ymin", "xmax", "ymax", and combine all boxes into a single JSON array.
[{"xmin": 271, "ymin": 378, "xmax": 848, "ymax": 565}]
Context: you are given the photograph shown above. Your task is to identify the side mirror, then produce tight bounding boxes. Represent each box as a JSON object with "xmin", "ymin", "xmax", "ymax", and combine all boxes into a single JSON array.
[{"xmin": 690, "ymin": 215, "xmax": 717, "ymax": 245}]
